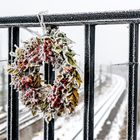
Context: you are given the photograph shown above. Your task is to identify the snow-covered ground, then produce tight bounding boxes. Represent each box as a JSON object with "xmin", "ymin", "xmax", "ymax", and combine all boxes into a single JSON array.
[{"xmin": 137, "ymin": 126, "xmax": 140, "ymax": 139}]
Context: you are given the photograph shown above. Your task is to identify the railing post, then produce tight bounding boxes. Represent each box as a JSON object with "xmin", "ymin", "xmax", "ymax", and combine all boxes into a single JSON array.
[
  {"xmin": 84, "ymin": 25, "xmax": 95, "ymax": 140},
  {"xmin": 8, "ymin": 27, "xmax": 19, "ymax": 140},
  {"xmin": 128, "ymin": 23, "xmax": 139, "ymax": 140},
  {"xmin": 44, "ymin": 63, "xmax": 55, "ymax": 140}
]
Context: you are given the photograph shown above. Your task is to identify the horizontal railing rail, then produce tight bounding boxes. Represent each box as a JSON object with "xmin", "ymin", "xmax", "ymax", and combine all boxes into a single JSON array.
[{"xmin": 0, "ymin": 10, "xmax": 140, "ymax": 27}]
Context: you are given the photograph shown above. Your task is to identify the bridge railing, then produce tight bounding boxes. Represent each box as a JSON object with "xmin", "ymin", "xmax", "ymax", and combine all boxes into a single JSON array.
[{"xmin": 0, "ymin": 10, "xmax": 139, "ymax": 140}]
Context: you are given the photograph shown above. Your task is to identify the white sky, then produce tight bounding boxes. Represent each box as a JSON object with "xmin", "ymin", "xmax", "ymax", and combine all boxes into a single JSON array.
[
  {"xmin": 0, "ymin": 0, "xmax": 140, "ymax": 65},
  {"xmin": 0, "ymin": 0, "xmax": 140, "ymax": 16}
]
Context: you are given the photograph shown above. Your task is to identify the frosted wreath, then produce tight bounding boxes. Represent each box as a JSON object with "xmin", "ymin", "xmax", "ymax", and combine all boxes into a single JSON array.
[{"xmin": 7, "ymin": 26, "xmax": 82, "ymax": 122}]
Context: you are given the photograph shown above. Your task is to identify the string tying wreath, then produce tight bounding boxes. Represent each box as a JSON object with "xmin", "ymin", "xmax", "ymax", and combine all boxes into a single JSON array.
[{"xmin": 7, "ymin": 26, "xmax": 82, "ymax": 122}]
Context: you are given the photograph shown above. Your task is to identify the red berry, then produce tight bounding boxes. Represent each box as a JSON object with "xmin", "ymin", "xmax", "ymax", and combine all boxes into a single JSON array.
[{"xmin": 52, "ymin": 96, "xmax": 61, "ymax": 108}]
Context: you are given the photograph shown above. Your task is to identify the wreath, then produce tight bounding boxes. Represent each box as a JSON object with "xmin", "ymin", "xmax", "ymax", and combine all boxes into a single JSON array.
[{"xmin": 7, "ymin": 26, "xmax": 82, "ymax": 122}]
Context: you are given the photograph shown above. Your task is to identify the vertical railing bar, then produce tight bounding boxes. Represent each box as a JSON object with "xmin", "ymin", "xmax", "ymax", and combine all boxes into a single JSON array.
[
  {"xmin": 44, "ymin": 63, "xmax": 54, "ymax": 140},
  {"xmin": 8, "ymin": 27, "xmax": 19, "ymax": 140},
  {"xmin": 44, "ymin": 63, "xmax": 48, "ymax": 140},
  {"xmin": 128, "ymin": 23, "xmax": 139, "ymax": 140},
  {"xmin": 8, "ymin": 27, "xmax": 12, "ymax": 140},
  {"xmin": 84, "ymin": 24, "xmax": 95, "ymax": 140}
]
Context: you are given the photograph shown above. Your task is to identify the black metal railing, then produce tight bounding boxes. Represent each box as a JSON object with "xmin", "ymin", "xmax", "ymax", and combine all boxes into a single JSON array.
[{"xmin": 0, "ymin": 10, "xmax": 139, "ymax": 140}]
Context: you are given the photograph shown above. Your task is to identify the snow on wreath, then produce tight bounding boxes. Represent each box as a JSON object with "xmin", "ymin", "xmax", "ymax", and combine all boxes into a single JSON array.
[{"xmin": 7, "ymin": 25, "xmax": 82, "ymax": 122}]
